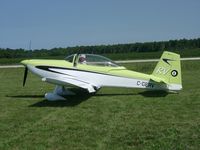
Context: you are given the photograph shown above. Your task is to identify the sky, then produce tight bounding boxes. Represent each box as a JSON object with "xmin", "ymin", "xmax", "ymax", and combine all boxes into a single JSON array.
[{"xmin": 0, "ymin": 0, "xmax": 200, "ymax": 49}]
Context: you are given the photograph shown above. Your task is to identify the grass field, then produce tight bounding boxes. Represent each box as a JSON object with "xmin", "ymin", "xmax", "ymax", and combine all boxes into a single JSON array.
[{"xmin": 0, "ymin": 60, "xmax": 200, "ymax": 149}]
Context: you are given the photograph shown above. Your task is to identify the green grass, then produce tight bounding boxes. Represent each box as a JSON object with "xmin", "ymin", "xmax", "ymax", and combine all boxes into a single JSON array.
[
  {"xmin": 0, "ymin": 48, "xmax": 200, "ymax": 64},
  {"xmin": 0, "ymin": 60, "xmax": 200, "ymax": 149}
]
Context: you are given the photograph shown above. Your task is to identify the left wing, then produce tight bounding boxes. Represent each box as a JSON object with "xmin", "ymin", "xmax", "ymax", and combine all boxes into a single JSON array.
[{"xmin": 42, "ymin": 77, "xmax": 98, "ymax": 93}]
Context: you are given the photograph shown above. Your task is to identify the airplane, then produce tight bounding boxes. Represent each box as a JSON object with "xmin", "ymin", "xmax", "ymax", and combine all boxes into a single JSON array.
[{"xmin": 21, "ymin": 51, "xmax": 182, "ymax": 101}]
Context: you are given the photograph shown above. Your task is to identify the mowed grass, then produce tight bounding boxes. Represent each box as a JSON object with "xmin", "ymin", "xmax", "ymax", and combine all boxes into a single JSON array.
[{"xmin": 0, "ymin": 60, "xmax": 200, "ymax": 150}]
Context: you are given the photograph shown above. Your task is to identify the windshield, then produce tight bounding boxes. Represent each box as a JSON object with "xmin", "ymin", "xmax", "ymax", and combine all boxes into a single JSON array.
[
  {"xmin": 65, "ymin": 54, "xmax": 75, "ymax": 63},
  {"xmin": 65, "ymin": 54, "xmax": 120, "ymax": 67},
  {"xmin": 78, "ymin": 54, "xmax": 119, "ymax": 67}
]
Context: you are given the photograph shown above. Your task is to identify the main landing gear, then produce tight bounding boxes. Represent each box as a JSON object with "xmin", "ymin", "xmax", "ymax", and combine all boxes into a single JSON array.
[{"xmin": 45, "ymin": 86, "xmax": 75, "ymax": 101}]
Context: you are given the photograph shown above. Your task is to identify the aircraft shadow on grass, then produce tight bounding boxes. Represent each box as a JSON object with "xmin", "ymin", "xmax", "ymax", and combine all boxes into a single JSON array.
[
  {"xmin": 139, "ymin": 90, "xmax": 169, "ymax": 97},
  {"xmin": 29, "ymin": 92, "xmax": 138, "ymax": 107},
  {"xmin": 8, "ymin": 95, "xmax": 44, "ymax": 98},
  {"xmin": 7, "ymin": 89, "xmax": 169, "ymax": 107}
]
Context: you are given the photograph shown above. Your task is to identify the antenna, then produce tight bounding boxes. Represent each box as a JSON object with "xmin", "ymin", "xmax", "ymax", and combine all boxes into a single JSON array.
[{"xmin": 29, "ymin": 40, "xmax": 32, "ymax": 50}]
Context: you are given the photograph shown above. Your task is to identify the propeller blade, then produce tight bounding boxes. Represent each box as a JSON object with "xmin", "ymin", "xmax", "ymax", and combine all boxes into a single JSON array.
[{"xmin": 23, "ymin": 67, "xmax": 28, "ymax": 86}]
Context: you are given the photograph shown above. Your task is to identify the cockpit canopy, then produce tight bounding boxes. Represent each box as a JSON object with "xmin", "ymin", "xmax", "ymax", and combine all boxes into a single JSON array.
[{"xmin": 65, "ymin": 54, "xmax": 119, "ymax": 67}]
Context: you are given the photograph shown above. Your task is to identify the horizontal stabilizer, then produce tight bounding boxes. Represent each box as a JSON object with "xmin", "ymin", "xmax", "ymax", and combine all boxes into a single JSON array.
[{"xmin": 149, "ymin": 75, "xmax": 168, "ymax": 84}]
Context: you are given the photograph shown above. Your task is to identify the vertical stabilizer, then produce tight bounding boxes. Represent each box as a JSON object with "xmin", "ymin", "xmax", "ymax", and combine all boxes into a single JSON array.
[{"xmin": 152, "ymin": 51, "xmax": 182, "ymax": 90}]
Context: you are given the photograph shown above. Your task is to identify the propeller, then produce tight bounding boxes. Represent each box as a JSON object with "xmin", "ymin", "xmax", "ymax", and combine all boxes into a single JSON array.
[{"xmin": 23, "ymin": 67, "xmax": 28, "ymax": 86}]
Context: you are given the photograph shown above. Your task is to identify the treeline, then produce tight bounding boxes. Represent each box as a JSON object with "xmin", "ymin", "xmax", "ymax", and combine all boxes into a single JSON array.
[{"xmin": 0, "ymin": 38, "xmax": 200, "ymax": 58}]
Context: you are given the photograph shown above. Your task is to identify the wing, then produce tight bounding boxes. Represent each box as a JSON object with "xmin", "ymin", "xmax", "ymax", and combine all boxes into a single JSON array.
[{"xmin": 42, "ymin": 76, "xmax": 98, "ymax": 93}]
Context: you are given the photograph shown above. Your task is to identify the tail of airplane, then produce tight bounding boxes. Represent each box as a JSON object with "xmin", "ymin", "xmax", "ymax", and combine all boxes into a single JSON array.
[{"xmin": 151, "ymin": 51, "xmax": 182, "ymax": 91}]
